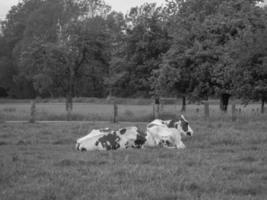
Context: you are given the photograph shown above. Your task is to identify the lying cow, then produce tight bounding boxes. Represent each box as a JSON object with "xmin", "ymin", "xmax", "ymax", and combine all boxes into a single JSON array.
[
  {"xmin": 76, "ymin": 115, "xmax": 193, "ymax": 151},
  {"xmin": 146, "ymin": 115, "xmax": 193, "ymax": 149},
  {"xmin": 147, "ymin": 115, "xmax": 194, "ymax": 136},
  {"xmin": 76, "ymin": 127, "xmax": 147, "ymax": 151}
]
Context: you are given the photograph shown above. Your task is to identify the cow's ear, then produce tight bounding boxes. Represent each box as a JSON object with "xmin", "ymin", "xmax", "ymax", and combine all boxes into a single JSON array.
[
  {"xmin": 119, "ymin": 128, "xmax": 127, "ymax": 135},
  {"xmin": 179, "ymin": 114, "xmax": 185, "ymax": 121},
  {"xmin": 168, "ymin": 120, "xmax": 175, "ymax": 128}
]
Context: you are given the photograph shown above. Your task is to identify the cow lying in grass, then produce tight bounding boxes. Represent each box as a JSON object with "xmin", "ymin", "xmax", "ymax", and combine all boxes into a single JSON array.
[
  {"xmin": 76, "ymin": 127, "xmax": 147, "ymax": 151},
  {"xmin": 146, "ymin": 115, "xmax": 193, "ymax": 149},
  {"xmin": 76, "ymin": 115, "xmax": 193, "ymax": 151}
]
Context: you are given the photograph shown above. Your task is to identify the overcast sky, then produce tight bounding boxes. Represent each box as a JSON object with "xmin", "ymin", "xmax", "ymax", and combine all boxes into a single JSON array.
[
  {"xmin": 0, "ymin": 0, "xmax": 166, "ymax": 20},
  {"xmin": 0, "ymin": 0, "xmax": 267, "ymax": 20}
]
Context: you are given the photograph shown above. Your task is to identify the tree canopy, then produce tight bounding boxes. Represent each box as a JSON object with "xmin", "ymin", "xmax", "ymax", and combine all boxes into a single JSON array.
[{"xmin": 0, "ymin": 0, "xmax": 266, "ymax": 111}]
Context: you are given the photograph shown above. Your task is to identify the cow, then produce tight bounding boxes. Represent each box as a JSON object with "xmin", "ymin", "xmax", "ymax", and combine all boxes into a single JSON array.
[
  {"xmin": 146, "ymin": 115, "xmax": 193, "ymax": 149},
  {"xmin": 147, "ymin": 115, "xmax": 194, "ymax": 136},
  {"xmin": 76, "ymin": 127, "xmax": 147, "ymax": 151}
]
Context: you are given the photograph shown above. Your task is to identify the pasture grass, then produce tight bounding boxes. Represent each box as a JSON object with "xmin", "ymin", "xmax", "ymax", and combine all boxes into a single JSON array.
[{"xmin": 0, "ymin": 119, "xmax": 267, "ymax": 200}]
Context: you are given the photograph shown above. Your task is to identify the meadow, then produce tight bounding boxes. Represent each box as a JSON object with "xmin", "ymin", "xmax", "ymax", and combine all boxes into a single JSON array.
[{"xmin": 0, "ymin": 118, "xmax": 267, "ymax": 200}]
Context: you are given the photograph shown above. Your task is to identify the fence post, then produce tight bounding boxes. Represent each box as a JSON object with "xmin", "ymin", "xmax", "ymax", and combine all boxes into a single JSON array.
[
  {"xmin": 153, "ymin": 98, "xmax": 160, "ymax": 119},
  {"xmin": 160, "ymin": 102, "xmax": 164, "ymax": 112},
  {"xmin": 30, "ymin": 100, "xmax": 36, "ymax": 123},
  {"xmin": 231, "ymin": 103, "xmax": 237, "ymax": 121},
  {"xmin": 261, "ymin": 98, "xmax": 265, "ymax": 114},
  {"xmin": 204, "ymin": 101, "xmax": 209, "ymax": 119},
  {"xmin": 66, "ymin": 106, "xmax": 72, "ymax": 121},
  {"xmin": 113, "ymin": 103, "xmax": 118, "ymax": 123},
  {"xmin": 181, "ymin": 96, "xmax": 186, "ymax": 113}
]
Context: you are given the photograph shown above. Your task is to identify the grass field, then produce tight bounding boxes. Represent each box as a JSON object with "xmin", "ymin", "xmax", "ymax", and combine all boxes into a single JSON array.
[{"xmin": 0, "ymin": 119, "xmax": 267, "ymax": 200}]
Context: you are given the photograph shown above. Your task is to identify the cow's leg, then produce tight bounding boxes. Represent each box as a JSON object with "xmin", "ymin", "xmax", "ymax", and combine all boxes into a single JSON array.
[
  {"xmin": 145, "ymin": 130, "xmax": 158, "ymax": 147},
  {"xmin": 176, "ymin": 140, "xmax": 186, "ymax": 149},
  {"xmin": 171, "ymin": 130, "xmax": 185, "ymax": 149}
]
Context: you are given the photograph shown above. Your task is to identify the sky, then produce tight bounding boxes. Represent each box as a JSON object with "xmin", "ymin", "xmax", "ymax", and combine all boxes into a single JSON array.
[
  {"xmin": 0, "ymin": 0, "xmax": 166, "ymax": 20},
  {"xmin": 0, "ymin": 0, "xmax": 267, "ymax": 20}
]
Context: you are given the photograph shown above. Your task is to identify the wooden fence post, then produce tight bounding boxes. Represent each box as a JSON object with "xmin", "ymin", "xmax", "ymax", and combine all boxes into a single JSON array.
[
  {"xmin": 181, "ymin": 96, "xmax": 186, "ymax": 113},
  {"xmin": 113, "ymin": 103, "xmax": 118, "ymax": 123},
  {"xmin": 204, "ymin": 101, "xmax": 209, "ymax": 119},
  {"xmin": 232, "ymin": 103, "xmax": 237, "ymax": 121},
  {"xmin": 66, "ymin": 107, "xmax": 72, "ymax": 121},
  {"xmin": 30, "ymin": 100, "xmax": 36, "ymax": 123},
  {"xmin": 153, "ymin": 98, "xmax": 160, "ymax": 119},
  {"xmin": 160, "ymin": 102, "xmax": 164, "ymax": 112},
  {"xmin": 261, "ymin": 98, "xmax": 265, "ymax": 114}
]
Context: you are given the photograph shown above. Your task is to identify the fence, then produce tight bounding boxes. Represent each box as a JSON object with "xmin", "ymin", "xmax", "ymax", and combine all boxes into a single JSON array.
[{"xmin": 0, "ymin": 100, "xmax": 265, "ymax": 123}]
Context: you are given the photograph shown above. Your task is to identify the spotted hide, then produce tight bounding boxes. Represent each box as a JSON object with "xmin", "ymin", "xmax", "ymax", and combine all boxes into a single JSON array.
[
  {"xmin": 76, "ymin": 127, "xmax": 147, "ymax": 151},
  {"xmin": 146, "ymin": 115, "xmax": 194, "ymax": 149},
  {"xmin": 147, "ymin": 115, "xmax": 194, "ymax": 137}
]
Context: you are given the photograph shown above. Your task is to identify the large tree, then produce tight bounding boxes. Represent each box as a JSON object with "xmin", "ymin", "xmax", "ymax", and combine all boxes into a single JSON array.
[
  {"xmin": 230, "ymin": 16, "xmax": 267, "ymax": 113},
  {"xmin": 104, "ymin": 11, "xmax": 126, "ymax": 98},
  {"xmin": 159, "ymin": 0, "xmax": 264, "ymax": 111},
  {"xmin": 110, "ymin": 3, "xmax": 171, "ymax": 97},
  {"xmin": 0, "ymin": 0, "xmax": 45, "ymax": 98},
  {"xmin": 17, "ymin": 0, "xmax": 111, "ymax": 111}
]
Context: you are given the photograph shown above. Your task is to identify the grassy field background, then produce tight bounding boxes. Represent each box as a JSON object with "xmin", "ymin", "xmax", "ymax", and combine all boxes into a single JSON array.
[
  {"xmin": 0, "ymin": 100, "xmax": 266, "ymax": 122},
  {"xmin": 0, "ymin": 118, "xmax": 267, "ymax": 200}
]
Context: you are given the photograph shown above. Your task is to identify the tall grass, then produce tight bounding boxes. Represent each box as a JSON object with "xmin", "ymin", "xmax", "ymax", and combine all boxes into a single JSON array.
[{"xmin": 0, "ymin": 119, "xmax": 267, "ymax": 199}]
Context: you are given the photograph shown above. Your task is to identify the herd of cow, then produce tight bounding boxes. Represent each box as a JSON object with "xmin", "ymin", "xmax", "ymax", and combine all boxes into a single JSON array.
[{"xmin": 75, "ymin": 115, "xmax": 194, "ymax": 151}]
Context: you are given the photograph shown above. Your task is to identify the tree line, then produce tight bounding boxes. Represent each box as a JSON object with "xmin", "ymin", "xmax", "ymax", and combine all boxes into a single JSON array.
[{"xmin": 0, "ymin": 0, "xmax": 266, "ymax": 112}]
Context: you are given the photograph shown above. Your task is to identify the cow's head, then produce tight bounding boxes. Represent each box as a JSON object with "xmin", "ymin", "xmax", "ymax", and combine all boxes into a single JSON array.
[{"xmin": 169, "ymin": 115, "xmax": 193, "ymax": 137}]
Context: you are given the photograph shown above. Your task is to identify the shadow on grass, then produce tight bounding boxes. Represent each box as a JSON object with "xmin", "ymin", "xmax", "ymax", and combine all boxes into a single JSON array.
[
  {"xmin": 52, "ymin": 139, "xmax": 74, "ymax": 145},
  {"xmin": 0, "ymin": 141, "xmax": 9, "ymax": 145},
  {"xmin": 237, "ymin": 156, "xmax": 257, "ymax": 163},
  {"xmin": 227, "ymin": 186, "xmax": 265, "ymax": 196},
  {"xmin": 16, "ymin": 140, "xmax": 32, "ymax": 145},
  {"xmin": 210, "ymin": 138, "xmax": 241, "ymax": 146},
  {"xmin": 54, "ymin": 159, "xmax": 108, "ymax": 167}
]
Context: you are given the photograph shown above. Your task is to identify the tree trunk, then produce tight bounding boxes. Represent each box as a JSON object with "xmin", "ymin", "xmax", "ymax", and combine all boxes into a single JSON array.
[
  {"xmin": 66, "ymin": 66, "xmax": 74, "ymax": 121},
  {"xmin": 107, "ymin": 86, "xmax": 113, "ymax": 100},
  {"xmin": 220, "ymin": 93, "xmax": 230, "ymax": 112},
  {"xmin": 204, "ymin": 101, "xmax": 209, "ymax": 119},
  {"xmin": 181, "ymin": 96, "xmax": 186, "ymax": 112},
  {"xmin": 261, "ymin": 97, "xmax": 265, "ymax": 114},
  {"xmin": 66, "ymin": 77, "xmax": 73, "ymax": 111},
  {"xmin": 29, "ymin": 99, "xmax": 36, "ymax": 123},
  {"xmin": 66, "ymin": 93, "xmax": 73, "ymax": 110},
  {"xmin": 113, "ymin": 103, "xmax": 118, "ymax": 123},
  {"xmin": 231, "ymin": 103, "xmax": 237, "ymax": 121},
  {"xmin": 66, "ymin": 92, "xmax": 73, "ymax": 121}
]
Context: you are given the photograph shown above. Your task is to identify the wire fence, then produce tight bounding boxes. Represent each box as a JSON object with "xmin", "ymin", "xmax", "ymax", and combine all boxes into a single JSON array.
[{"xmin": 0, "ymin": 100, "xmax": 266, "ymax": 123}]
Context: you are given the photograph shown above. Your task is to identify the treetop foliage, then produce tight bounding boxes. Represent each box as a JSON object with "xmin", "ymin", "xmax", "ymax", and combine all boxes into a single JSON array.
[{"xmin": 0, "ymin": 0, "xmax": 266, "ymax": 106}]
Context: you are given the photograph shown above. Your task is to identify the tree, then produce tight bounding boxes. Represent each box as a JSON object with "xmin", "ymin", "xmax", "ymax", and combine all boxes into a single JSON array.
[
  {"xmin": 111, "ymin": 3, "xmax": 171, "ymax": 97},
  {"xmin": 0, "ymin": 36, "xmax": 13, "ymax": 96},
  {"xmin": 17, "ymin": 0, "xmax": 111, "ymax": 111},
  {"xmin": 0, "ymin": 0, "xmax": 44, "ymax": 98},
  {"xmin": 230, "ymin": 19, "xmax": 267, "ymax": 113},
  {"xmin": 159, "ymin": 0, "xmax": 264, "ymax": 111}
]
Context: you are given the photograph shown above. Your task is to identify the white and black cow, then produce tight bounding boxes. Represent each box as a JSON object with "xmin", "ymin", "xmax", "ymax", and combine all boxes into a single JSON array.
[
  {"xmin": 76, "ymin": 127, "xmax": 147, "ymax": 151},
  {"xmin": 147, "ymin": 115, "xmax": 193, "ymax": 136},
  {"xmin": 76, "ymin": 115, "xmax": 193, "ymax": 151},
  {"xmin": 146, "ymin": 115, "xmax": 193, "ymax": 149}
]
